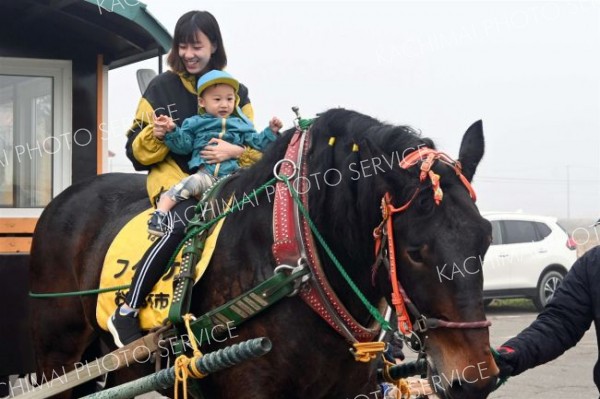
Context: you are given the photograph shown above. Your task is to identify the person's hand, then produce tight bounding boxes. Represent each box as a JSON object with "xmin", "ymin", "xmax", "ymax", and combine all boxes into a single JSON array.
[
  {"xmin": 200, "ymin": 138, "xmax": 244, "ymax": 164},
  {"xmin": 153, "ymin": 114, "xmax": 175, "ymax": 140},
  {"xmin": 384, "ymin": 331, "xmax": 405, "ymax": 364},
  {"xmin": 269, "ymin": 117, "xmax": 283, "ymax": 134},
  {"xmin": 494, "ymin": 346, "xmax": 516, "ymax": 380}
]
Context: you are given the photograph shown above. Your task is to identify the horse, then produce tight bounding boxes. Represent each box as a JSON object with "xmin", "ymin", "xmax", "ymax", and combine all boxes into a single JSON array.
[{"xmin": 29, "ymin": 108, "xmax": 498, "ymax": 399}]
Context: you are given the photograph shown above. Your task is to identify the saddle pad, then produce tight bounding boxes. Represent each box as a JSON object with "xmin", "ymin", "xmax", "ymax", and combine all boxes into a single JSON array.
[{"xmin": 96, "ymin": 207, "xmax": 225, "ymax": 331}]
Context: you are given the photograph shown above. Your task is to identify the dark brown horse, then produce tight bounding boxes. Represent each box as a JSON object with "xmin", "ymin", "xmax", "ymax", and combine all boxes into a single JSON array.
[{"xmin": 30, "ymin": 108, "xmax": 498, "ymax": 398}]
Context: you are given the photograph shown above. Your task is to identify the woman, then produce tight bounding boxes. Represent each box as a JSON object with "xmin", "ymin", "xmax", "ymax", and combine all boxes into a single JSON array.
[{"xmin": 109, "ymin": 10, "xmax": 261, "ymax": 347}]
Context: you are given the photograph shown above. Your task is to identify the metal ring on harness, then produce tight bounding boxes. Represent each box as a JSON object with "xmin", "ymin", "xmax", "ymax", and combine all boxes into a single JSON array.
[
  {"xmin": 404, "ymin": 331, "xmax": 424, "ymax": 353},
  {"xmin": 273, "ymin": 159, "xmax": 298, "ymax": 181},
  {"xmin": 274, "ymin": 258, "xmax": 309, "ymax": 296}
]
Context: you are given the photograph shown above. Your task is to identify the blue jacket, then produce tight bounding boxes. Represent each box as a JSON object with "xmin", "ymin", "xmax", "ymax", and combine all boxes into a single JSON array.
[{"xmin": 164, "ymin": 113, "xmax": 277, "ymax": 176}]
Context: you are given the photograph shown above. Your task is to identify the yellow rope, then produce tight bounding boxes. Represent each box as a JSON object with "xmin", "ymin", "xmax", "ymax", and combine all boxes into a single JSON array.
[
  {"xmin": 173, "ymin": 314, "xmax": 209, "ymax": 399},
  {"xmin": 380, "ymin": 356, "xmax": 412, "ymax": 398},
  {"xmin": 174, "ymin": 356, "xmax": 191, "ymax": 399},
  {"xmin": 381, "ymin": 357, "xmax": 396, "ymax": 383},
  {"xmin": 183, "ymin": 314, "xmax": 203, "ymax": 358},
  {"xmin": 351, "ymin": 341, "xmax": 386, "ymax": 362},
  {"xmin": 396, "ymin": 379, "xmax": 411, "ymax": 399}
]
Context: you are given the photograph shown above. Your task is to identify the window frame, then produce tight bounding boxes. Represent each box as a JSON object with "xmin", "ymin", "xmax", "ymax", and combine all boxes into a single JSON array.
[
  {"xmin": 490, "ymin": 220, "xmax": 503, "ymax": 245},
  {"xmin": 0, "ymin": 57, "xmax": 72, "ymax": 217}
]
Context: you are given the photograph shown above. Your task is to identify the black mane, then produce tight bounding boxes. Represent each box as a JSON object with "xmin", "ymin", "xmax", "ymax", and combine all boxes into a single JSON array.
[
  {"xmin": 219, "ymin": 108, "xmax": 435, "ymax": 307},
  {"xmin": 223, "ymin": 108, "xmax": 433, "ymax": 202}
]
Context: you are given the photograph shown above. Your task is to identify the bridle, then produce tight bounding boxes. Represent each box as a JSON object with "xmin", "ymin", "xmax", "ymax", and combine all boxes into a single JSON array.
[
  {"xmin": 372, "ymin": 147, "xmax": 491, "ymax": 349},
  {"xmin": 272, "ymin": 127, "xmax": 490, "ymax": 348}
]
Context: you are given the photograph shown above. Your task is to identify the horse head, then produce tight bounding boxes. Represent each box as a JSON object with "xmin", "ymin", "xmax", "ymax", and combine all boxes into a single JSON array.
[{"xmin": 306, "ymin": 110, "xmax": 497, "ymax": 398}]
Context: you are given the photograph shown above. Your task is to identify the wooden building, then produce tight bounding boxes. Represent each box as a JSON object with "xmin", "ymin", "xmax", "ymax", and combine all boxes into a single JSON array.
[{"xmin": 0, "ymin": 0, "xmax": 170, "ymax": 378}]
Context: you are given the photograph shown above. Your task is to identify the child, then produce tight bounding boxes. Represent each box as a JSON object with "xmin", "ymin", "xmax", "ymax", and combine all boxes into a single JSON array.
[{"xmin": 148, "ymin": 70, "xmax": 283, "ymax": 236}]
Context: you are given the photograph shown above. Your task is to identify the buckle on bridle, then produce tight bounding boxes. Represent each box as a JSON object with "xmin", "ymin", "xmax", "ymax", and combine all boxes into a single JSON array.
[{"xmin": 413, "ymin": 316, "xmax": 429, "ymax": 333}]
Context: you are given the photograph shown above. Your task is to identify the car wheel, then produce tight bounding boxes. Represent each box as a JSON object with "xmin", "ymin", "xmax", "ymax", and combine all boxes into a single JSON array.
[{"xmin": 533, "ymin": 270, "xmax": 564, "ymax": 311}]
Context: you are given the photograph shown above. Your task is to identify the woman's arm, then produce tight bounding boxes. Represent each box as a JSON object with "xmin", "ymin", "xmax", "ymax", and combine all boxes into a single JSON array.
[
  {"xmin": 237, "ymin": 85, "xmax": 263, "ymax": 167},
  {"xmin": 126, "ymin": 98, "xmax": 170, "ymax": 169},
  {"xmin": 199, "ymin": 138, "xmax": 245, "ymax": 164},
  {"xmin": 499, "ymin": 249, "xmax": 595, "ymax": 376}
]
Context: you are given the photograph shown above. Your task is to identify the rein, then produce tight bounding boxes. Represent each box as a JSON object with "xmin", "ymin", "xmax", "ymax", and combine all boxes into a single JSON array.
[{"xmin": 373, "ymin": 147, "xmax": 491, "ymax": 340}]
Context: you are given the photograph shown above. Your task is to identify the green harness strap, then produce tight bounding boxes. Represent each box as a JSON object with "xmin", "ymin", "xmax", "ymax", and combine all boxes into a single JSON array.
[
  {"xmin": 168, "ymin": 234, "xmax": 207, "ymax": 325},
  {"xmin": 167, "ymin": 175, "xmax": 234, "ymax": 325},
  {"xmin": 167, "ymin": 175, "xmax": 279, "ymax": 326},
  {"xmin": 172, "ymin": 266, "xmax": 309, "ymax": 354}
]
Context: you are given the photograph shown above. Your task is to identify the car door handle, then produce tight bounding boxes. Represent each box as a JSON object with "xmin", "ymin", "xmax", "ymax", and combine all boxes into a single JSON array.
[
  {"xmin": 538, "ymin": 249, "xmax": 548, "ymax": 253},
  {"xmin": 499, "ymin": 254, "xmax": 510, "ymax": 258}
]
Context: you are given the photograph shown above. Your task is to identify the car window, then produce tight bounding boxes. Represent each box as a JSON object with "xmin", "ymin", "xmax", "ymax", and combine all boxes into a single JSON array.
[
  {"xmin": 502, "ymin": 220, "xmax": 540, "ymax": 244},
  {"xmin": 534, "ymin": 222, "xmax": 552, "ymax": 240},
  {"xmin": 490, "ymin": 221, "xmax": 502, "ymax": 245}
]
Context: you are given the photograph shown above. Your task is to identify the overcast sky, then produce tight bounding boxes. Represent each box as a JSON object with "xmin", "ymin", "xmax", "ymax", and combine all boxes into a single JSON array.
[{"xmin": 106, "ymin": 0, "xmax": 600, "ymax": 220}]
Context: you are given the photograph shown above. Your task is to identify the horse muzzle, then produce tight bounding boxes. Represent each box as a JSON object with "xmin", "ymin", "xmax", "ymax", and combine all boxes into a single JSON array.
[{"xmin": 428, "ymin": 357, "xmax": 499, "ymax": 399}]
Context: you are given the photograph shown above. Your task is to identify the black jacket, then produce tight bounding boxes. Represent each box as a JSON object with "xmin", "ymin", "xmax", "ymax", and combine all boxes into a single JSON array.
[
  {"xmin": 125, "ymin": 71, "xmax": 252, "ymax": 173},
  {"xmin": 503, "ymin": 246, "xmax": 600, "ymax": 391}
]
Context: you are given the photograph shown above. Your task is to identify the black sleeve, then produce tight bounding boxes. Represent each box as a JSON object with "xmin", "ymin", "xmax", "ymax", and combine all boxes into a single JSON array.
[
  {"xmin": 124, "ymin": 85, "xmax": 157, "ymax": 172},
  {"xmin": 238, "ymin": 83, "xmax": 251, "ymax": 109},
  {"xmin": 503, "ymin": 249, "xmax": 595, "ymax": 375}
]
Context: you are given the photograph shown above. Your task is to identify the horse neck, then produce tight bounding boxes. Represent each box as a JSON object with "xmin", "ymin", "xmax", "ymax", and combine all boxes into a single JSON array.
[{"xmin": 311, "ymin": 203, "xmax": 380, "ymax": 326}]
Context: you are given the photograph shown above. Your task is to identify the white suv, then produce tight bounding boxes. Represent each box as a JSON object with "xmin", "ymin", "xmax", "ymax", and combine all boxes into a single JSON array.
[{"xmin": 482, "ymin": 212, "xmax": 577, "ymax": 311}]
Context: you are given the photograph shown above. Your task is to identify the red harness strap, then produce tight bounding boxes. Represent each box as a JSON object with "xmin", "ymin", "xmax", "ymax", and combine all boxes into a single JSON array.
[{"xmin": 272, "ymin": 129, "xmax": 380, "ymax": 343}]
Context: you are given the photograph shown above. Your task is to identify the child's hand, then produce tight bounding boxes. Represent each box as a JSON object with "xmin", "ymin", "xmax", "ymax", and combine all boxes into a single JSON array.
[
  {"xmin": 153, "ymin": 114, "xmax": 176, "ymax": 134},
  {"xmin": 269, "ymin": 117, "xmax": 283, "ymax": 134}
]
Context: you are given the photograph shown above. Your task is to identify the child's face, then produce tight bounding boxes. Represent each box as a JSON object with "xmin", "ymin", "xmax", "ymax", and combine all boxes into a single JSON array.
[{"xmin": 198, "ymin": 84, "xmax": 235, "ymax": 118}]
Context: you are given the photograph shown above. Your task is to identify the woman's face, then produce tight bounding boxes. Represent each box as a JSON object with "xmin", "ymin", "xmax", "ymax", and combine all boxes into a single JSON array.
[{"xmin": 178, "ymin": 31, "xmax": 216, "ymax": 75}]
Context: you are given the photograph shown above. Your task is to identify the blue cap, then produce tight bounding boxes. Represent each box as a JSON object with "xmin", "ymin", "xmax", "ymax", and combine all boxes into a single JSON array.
[{"xmin": 196, "ymin": 70, "xmax": 239, "ymax": 96}]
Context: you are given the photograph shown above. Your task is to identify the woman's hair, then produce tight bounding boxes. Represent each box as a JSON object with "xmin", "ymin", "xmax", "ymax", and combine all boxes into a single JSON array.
[{"xmin": 167, "ymin": 11, "xmax": 227, "ymax": 74}]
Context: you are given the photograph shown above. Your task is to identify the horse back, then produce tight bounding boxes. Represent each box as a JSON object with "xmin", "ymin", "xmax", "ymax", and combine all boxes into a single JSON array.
[{"xmin": 30, "ymin": 173, "xmax": 150, "ymax": 293}]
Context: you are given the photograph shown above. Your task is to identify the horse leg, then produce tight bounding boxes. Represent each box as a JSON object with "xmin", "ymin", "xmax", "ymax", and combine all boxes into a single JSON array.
[{"xmin": 30, "ymin": 297, "xmax": 95, "ymax": 399}]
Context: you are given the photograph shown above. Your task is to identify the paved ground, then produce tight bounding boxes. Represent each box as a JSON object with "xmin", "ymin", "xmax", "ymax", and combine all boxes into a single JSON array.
[
  {"xmin": 486, "ymin": 303, "xmax": 597, "ymax": 399},
  {"xmin": 400, "ymin": 300, "xmax": 597, "ymax": 399},
  {"xmin": 5, "ymin": 302, "xmax": 596, "ymax": 398}
]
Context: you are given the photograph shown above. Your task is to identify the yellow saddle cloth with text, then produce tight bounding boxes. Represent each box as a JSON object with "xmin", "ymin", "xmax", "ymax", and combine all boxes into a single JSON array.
[{"xmin": 96, "ymin": 207, "xmax": 225, "ymax": 331}]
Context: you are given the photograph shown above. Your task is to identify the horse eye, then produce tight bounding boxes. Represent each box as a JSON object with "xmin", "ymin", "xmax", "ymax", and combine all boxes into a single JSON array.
[
  {"xmin": 407, "ymin": 248, "xmax": 424, "ymax": 263},
  {"xmin": 417, "ymin": 195, "xmax": 434, "ymax": 214}
]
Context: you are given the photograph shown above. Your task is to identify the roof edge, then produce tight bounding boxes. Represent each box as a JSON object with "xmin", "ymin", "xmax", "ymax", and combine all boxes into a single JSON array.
[{"xmin": 84, "ymin": 0, "xmax": 172, "ymax": 58}]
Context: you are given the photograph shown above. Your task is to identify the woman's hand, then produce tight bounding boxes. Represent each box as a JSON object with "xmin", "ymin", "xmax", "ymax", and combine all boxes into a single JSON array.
[{"xmin": 200, "ymin": 138, "xmax": 245, "ymax": 164}]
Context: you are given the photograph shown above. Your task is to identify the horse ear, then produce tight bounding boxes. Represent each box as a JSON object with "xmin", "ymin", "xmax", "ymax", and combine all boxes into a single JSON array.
[{"xmin": 458, "ymin": 120, "xmax": 484, "ymax": 182}]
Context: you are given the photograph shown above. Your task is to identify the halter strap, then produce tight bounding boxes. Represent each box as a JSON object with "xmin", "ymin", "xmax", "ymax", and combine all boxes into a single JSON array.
[
  {"xmin": 374, "ymin": 147, "xmax": 490, "ymax": 336},
  {"xmin": 399, "ymin": 147, "xmax": 476, "ymax": 202}
]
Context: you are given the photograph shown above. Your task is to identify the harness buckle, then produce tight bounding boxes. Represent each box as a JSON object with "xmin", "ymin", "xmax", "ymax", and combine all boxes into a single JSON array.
[{"xmin": 414, "ymin": 316, "xmax": 429, "ymax": 333}]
